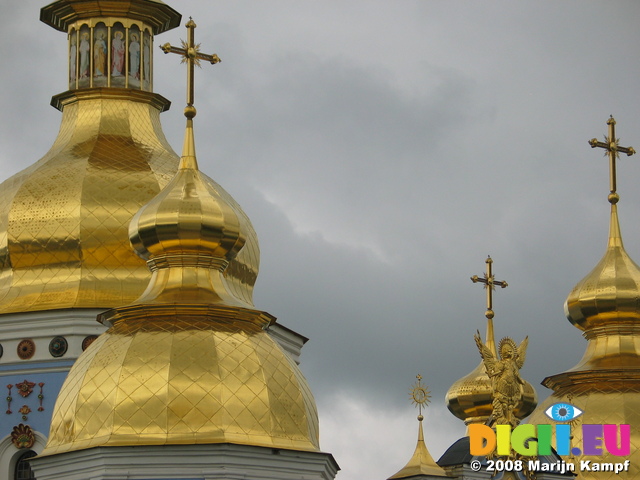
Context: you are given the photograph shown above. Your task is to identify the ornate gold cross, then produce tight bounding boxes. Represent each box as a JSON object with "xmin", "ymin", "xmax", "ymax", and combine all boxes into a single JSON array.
[
  {"xmin": 471, "ymin": 256, "xmax": 507, "ymax": 319},
  {"xmin": 160, "ymin": 18, "xmax": 221, "ymax": 113},
  {"xmin": 409, "ymin": 374, "xmax": 430, "ymax": 418},
  {"xmin": 589, "ymin": 116, "xmax": 635, "ymax": 204}
]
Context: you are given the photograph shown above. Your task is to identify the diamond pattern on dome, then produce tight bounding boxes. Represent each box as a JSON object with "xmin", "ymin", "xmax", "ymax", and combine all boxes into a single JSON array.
[{"xmin": 42, "ymin": 317, "xmax": 319, "ymax": 456}]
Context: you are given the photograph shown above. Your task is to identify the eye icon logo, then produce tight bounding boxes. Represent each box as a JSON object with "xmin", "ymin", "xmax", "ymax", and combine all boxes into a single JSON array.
[{"xmin": 545, "ymin": 403, "xmax": 583, "ymax": 422}]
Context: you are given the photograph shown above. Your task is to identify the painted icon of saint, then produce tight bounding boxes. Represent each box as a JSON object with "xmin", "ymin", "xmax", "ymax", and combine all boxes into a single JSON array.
[
  {"xmin": 111, "ymin": 31, "xmax": 125, "ymax": 77},
  {"xmin": 129, "ymin": 33, "xmax": 140, "ymax": 80},
  {"xmin": 143, "ymin": 36, "xmax": 151, "ymax": 83},
  {"xmin": 94, "ymin": 32, "xmax": 107, "ymax": 77},
  {"xmin": 79, "ymin": 33, "xmax": 90, "ymax": 78},
  {"xmin": 69, "ymin": 35, "xmax": 77, "ymax": 83}
]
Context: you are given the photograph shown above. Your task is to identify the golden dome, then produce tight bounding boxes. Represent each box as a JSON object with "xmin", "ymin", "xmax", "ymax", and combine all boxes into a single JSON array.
[
  {"xmin": 564, "ymin": 203, "xmax": 640, "ymax": 331},
  {"xmin": 40, "ymin": 312, "xmax": 320, "ymax": 456},
  {"xmin": 0, "ymin": 89, "xmax": 259, "ymax": 313},
  {"xmin": 446, "ymin": 318, "xmax": 537, "ymax": 425},
  {"xmin": 127, "ymin": 121, "xmax": 253, "ymax": 308}
]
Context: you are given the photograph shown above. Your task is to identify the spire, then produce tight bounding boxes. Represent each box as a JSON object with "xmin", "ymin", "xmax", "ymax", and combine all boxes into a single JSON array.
[
  {"xmin": 471, "ymin": 255, "xmax": 508, "ymax": 323},
  {"xmin": 160, "ymin": 16, "xmax": 221, "ymax": 169},
  {"xmin": 527, "ymin": 116, "xmax": 640, "ymax": 479},
  {"xmin": 588, "ymin": 115, "xmax": 636, "ymax": 206},
  {"xmin": 565, "ymin": 116, "xmax": 640, "ymax": 331},
  {"xmin": 470, "ymin": 255, "xmax": 508, "ymax": 357},
  {"xmin": 388, "ymin": 376, "xmax": 446, "ymax": 479},
  {"xmin": 127, "ymin": 19, "xmax": 249, "ymax": 307}
]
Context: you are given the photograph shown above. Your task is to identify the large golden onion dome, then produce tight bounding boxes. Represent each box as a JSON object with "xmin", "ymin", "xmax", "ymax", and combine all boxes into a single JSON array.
[
  {"xmin": 41, "ymin": 311, "xmax": 320, "ymax": 455},
  {"xmin": 0, "ymin": 1, "xmax": 259, "ymax": 314},
  {"xmin": 527, "ymin": 202, "xmax": 640, "ymax": 479},
  {"xmin": 528, "ymin": 117, "xmax": 640, "ymax": 479},
  {"xmin": 564, "ymin": 204, "xmax": 640, "ymax": 331},
  {"xmin": 42, "ymin": 17, "xmax": 320, "ymax": 456}
]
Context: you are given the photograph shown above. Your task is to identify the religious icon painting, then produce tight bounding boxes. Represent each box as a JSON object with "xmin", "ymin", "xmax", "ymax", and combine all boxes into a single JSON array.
[
  {"xmin": 93, "ymin": 23, "xmax": 108, "ymax": 87},
  {"xmin": 129, "ymin": 25, "xmax": 142, "ymax": 89},
  {"xmin": 69, "ymin": 28, "xmax": 78, "ymax": 88},
  {"xmin": 111, "ymin": 23, "xmax": 126, "ymax": 87},
  {"xmin": 143, "ymin": 29, "xmax": 152, "ymax": 90},
  {"xmin": 78, "ymin": 24, "xmax": 91, "ymax": 88}
]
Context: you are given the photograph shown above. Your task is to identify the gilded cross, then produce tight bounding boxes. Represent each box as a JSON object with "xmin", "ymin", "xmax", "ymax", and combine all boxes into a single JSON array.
[
  {"xmin": 409, "ymin": 374, "xmax": 430, "ymax": 418},
  {"xmin": 160, "ymin": 18, "xmax": 221, "ymax": 113},
  {"xmin": 471, "ymin": 256, "xmax": 507, "ymax": 320},
  {"xmin": 589, "ymin": 116, "xmax": 635, "ymax": 204}
]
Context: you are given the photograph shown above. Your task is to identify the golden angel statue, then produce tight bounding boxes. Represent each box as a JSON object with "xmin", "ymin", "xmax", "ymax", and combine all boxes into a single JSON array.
[{"xmin": 474, "ymin": 331, "xmax": 528, "ymax": 427}]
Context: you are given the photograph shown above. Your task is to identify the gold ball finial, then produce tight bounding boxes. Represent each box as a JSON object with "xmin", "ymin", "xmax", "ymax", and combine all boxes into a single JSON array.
[
  {"xmin": 485, "ymin": 309, "xmax": 494, "ymax": 319},
  {"xmin": 184, "ymin": 106, "xmax": 197, "ymax": 119},
  {"xmin": 608, "ymin": 192, "xmax": 620, "ymax": 204}
]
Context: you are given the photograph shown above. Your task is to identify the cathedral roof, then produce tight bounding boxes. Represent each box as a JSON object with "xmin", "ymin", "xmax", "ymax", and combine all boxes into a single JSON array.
[{"xmin": 42, "ymin": 15, "xmax": 320, "ymax": 456}]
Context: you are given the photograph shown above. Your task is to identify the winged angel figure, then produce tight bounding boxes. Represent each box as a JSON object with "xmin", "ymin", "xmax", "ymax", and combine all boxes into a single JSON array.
[{"xmin": 474, "ymin": 331, "xmax": 528, "ymax": 427}]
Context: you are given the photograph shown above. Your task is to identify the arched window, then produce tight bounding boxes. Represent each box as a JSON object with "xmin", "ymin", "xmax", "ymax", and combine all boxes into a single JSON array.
[{"xmin": 14, "ymin": 450, "xmax": 36, "ymax": 480}]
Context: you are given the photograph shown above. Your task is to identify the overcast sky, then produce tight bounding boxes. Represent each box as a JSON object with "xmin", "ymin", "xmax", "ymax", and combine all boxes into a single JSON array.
[{"xmin": 3, "ymin": 1, "xmax": 640, "ymax": 479}]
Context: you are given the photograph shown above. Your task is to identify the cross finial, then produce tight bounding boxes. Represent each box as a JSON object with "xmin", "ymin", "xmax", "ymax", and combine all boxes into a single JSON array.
[
  {"xmin": 160, "ymin": 18, "xmax": 221, "ymax": 119},
  {"xmin": 471, "ymin": 256, "xmax": 508, "ymax": 320},
  {"xmin": 589, "ymin": 115, "xmax": 636, "ymax": 205}
]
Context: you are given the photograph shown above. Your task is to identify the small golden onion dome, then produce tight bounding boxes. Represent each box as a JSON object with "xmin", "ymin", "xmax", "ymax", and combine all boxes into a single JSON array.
[
  {"xmin": 565, "ymin": 203, "xmax": 640, "ymax": 331},
  {"xmin": 40, "ymin": 313, "xmax": 320, "ymax": 456},
  {"xmin": 127, "ymin": 118, "xmax": 254, "ymax": 308},
  {"xmin": 129, "ymin": 127, "xmax": 246, "ymax": 265},
  {"xmin": 446, "ymin": 319, "xmax": 537, "ymax": 425}
]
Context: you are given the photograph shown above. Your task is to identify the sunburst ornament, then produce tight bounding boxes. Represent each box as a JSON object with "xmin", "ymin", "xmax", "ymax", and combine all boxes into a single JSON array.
[
  {"xmin": 179, "ymin": 39, "xmax": 204, "ymax": 67},
  {"xmin": 410, "ymin": 374, "xmax": 431, "ymax": 418}
]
